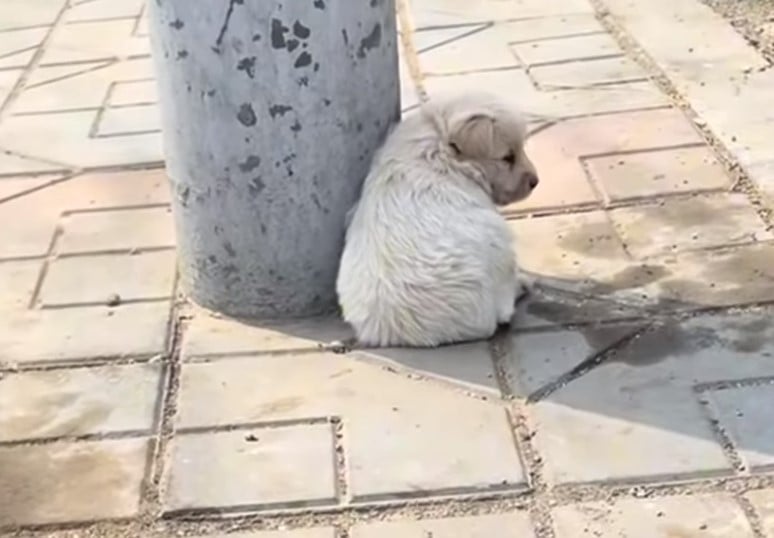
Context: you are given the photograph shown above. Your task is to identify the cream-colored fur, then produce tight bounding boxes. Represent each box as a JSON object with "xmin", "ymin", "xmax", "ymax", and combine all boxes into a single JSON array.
[{"xmin": 336, "ymin": 92, "xmax": 539, "ymax": 347}]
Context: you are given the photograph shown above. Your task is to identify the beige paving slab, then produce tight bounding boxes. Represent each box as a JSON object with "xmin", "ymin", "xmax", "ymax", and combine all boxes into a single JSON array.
[
  {"xmin": 39, "ymin": 250, "xmax": 176, "ymax": 307},
  {"xmin": 64, "ymin": 0, "xmax": 145, "ymax": 23},
  {"xmin": 58, "ymin": 206, "xmax": 175, "ymax": 254},
  {"xmin": 552, "ymin": 494, "xmax": 755, "ymax": 537},
  {"xmin": 0, "ymin": 363, "xmax": 162, "ymax": 442},
  {"xmin": 97, "ymin": 103, "xmax": 160, "ymax": 136},
  {"xmin": 0, "ymin": 438, "xmax": 150, "ymax": 526},
  {"xmin": 511, "ymin": 34, "xmax": 623, "ymax": 65},
  {"xmin": 351, "ymin": 512, "xmax": 536, "ymax": 537},
  {"xmin": 109, "ymin": 79, "xmax": 157, "ymax": 106},
  {"xmin": 412, "ymin": 0, "xmax": 594, "ymax": 28},
  {"xmin": 586, "ymin": 145, "xmax": 732, "ymax": 201},
  {"xmin": 0, "ymin": 27, "xmax": 47, "ymax": 69},
  {"xmin": 418, "ymin": 25, "xmax": 521, "ymax": 75},
  {"xmin": 177, "ymin": 352, "xmax": 526, "ymax": 499},
  {"xmin": 746, "ymin": 489, "xmax": 774, "ymax": 538},
  {"xmin": 0, "ymin": 175, "xmax": 64, "ymax": 200},
  {"xmin": 193, "ymin": 531, "xmax": 336, "ymax": 538},
  {"xmin": 0, "ymin": 302, "xmax": 170, "ymax": 365},
  {"xmin": 0, "ymin": 68, "xmax": 22, "ymax": 106},
  {"xmin": 530, "ymin": 56, "xmax": 645, "ymax": 88},
  {"xmin": 40, "ymin": 18, "xmax": 149, "ymax": 65},
  {"xmin": 609, "ymin": 193, "xmax": 773, "ymax": 258},
  {"xmin": 0, "ymin": 260, "xmax": 40, "ymax": 311},
  {"xmin": 0, "ymin": 0, "xmax": 65, "ymax": 32},
  {"xmin": 165, "ymin": 425, "xmax": 337, "ymax": 512},
  {"xmin": 705, "ymin": 384, "xmax": 774, "ymax": 469}
]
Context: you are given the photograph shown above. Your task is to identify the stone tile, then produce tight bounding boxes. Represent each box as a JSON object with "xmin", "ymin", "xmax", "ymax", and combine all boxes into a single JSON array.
[
  {"xmin": 0, "ymin": 27, "xmax": 47, "ymax": 69},
  {"xmin": 659, "ymin": 243, "xmax": 774, "ymax": 307},
  {"xmin": 705, "ymin": 384, "xmax": 774, "ymax": 469},
  {"xmin": 39, "ymin": 250, "xmax": 176, "ymax": 307},
  {"xmin": 40, "ymin": 19, "xmax": 149, "ymax": 65},
  {"xmin": 505, "ymin": 324, "xmax": 641, "ymax": 398},
  {"xmin": 552, "ymin": 494, "xmax": 755, "ymax": 537},
  {"xmin": 0, "ymin": 260, "xmax": 40, "ymax": 311},
  {"xmin": 0, "ymin": 152, "xmax": 64, "ymax": 175},
  {"xmin": 586, "ymin": 145, "xmax": 732, "ymax": 201},
  {"xmin": 0, "ymin": 175, "xmax": 62, "ymax": 200},
  {"xmin": 183, "ymin": 313, "xmax": 351, "ymax": 358},
  {"xmin": 502, "ymin": 14, "xmax": 605, "ymax": 42},
  {"xmin": 355, "ymin": 342, "xmax": 499, "ymax": 396},
  {"xmin": 351, "ymin": 512, "xmax": 536, "ymax": 537},
  {"xmin": 64, "ymin": 0, "xmax": 145, "ymax": 22},
  {"xmin": 528, "ymin": 311, "xmax": 774, "ymax": 485},
  {"xmin": 508, "ymin": 212, "xmax": 665, "ymax": 304},
  {"xmin": 177, "ymin": 353, "xmax": 526, "ymax": 499},
  {"xmin": 0, "ymin": 363, "xmax": 162, "ymax": 442},
  {"xmin": 58, "ymin": 206, "xmax": 175, "ymax": 254},
  {"xmin": 418, "ymin": 25, "xmax": 520, "ymax": 75},
  {"xmin": 610, "ymin": 194, "xmax": 772, "ymax": 258},
  {"xmin": 13, "ymin": 58, "xmax": 154, "ymax": 112},
  {"xmin": 193, "ymin": 531, "xmax": 335, "ymax": 538},
  {"xmin": 165, "ymin": 425, "xmax": 337, "ymax": 512},
  {"xmin": 412, "ymin": 0, "xmax": 593, "ymax": 28},
  {"xmin": 0, "ymin": 438, "xmax": 149, "ymax": 526},
  {"xmin": 109, "ymin": 79, "xmax": 157, "ymax": 106},
  {"xmin": 0, "ymin": 68, "xmax": 22, "ymax": 105},
  {"xmin": 506, "ymin": 108, "xmax": 704, "ymax": 214},
  {"xmin": 0, "ymin": 302, "xmax": 170, "ymax": 365},
  {"xmin": 0, "ymin": 110, "xmax": 163, "ymax": 170},
  {"xmin": 423, "ymin": 70, "xmax": 668, "ymax": 123},
  {"xmin": 746, "ymin": 490, "xmax": 774, "ymax": 538},
  {"xmin": 530, "ymin": 57, "xmax": 645, "ymax": 88},
  {"xmin": 0, "ymin": 0, "xmax": 64, "ymax": 32},
  {"xmin": 511, "ymin": 34, "xmax": 622, "ymax": 66},
  {"xmin": 96, "ymin": 103, "xmax": 160, "ymax": 136}
]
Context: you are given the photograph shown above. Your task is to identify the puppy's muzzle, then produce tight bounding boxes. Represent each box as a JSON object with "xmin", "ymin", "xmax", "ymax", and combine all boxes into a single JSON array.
[{"xmin": 523, "ymin": 172, "xmax": 539, "ymax": 190}]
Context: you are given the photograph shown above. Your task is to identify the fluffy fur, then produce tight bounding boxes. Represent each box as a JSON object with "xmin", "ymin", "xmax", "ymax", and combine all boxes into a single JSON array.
[{"xmin": 336, "ymin": 92, "xmax": 539, "ymax": 347}]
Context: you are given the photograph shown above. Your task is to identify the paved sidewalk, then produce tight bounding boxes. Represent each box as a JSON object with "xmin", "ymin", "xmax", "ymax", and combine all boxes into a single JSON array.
[{"xmin": 1, "ymin": 0, "xmax": 774, "ymax": 537}]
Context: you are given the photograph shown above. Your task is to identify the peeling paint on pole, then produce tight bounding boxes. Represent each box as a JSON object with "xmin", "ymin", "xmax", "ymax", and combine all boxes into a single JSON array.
[{"xmin": 148, "ymin": 0, "xmax": 400, "ymax": 318}]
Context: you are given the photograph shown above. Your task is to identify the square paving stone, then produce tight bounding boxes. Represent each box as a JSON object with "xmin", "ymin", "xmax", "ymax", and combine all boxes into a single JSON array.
[
  {"xmin": 0, "ymin": 260, "xmax": 40, "ymax": 311},
  {"xmin": 418, "ymin": 24, "xmax": 521, "ymax": 75},
  {"xmin": 351, "ymin": 512, "xmax": 536, "ymax": 537},
  {"xmin": 96, "ymin": 103, "xmax": 160, "ymax": 137},
  {"xmin": 164, "ymin": 424, "xmax": 337, "ymax": 513},
  {"xmin": 177, "ymin": 353, "xmax": 526, "ymax": 500},
  {"xmin": 39, "ymin": 250, "xmax": 176, "ymax": 307},
  {"xmin": 58, "ymin": 206, "xmax": 175, "ymax": 254},
  {"xmin": 0, "ymin": 438, "xmax": 150, "ymax": 527},
  {"xmin": 530, "ymin": 56, "xmax": 645, "ymax": 88},
  {"xmin": 0, "ymin": 302, "xmax": 170, "ymax": 365},
  {"xmin": 609, "ymin": 193, "xmax": 773, "ymax": 258},
  {"xmin": 586, "ymin": 145, "xmax": 731, "ymax": 201},
  {"xmin": 182, "ymin": 312, "xmax": 351, "ymax": 358},
  {"xmin": 552, "ymin": 494, "xmax": 755, "ymax": 537},
  {"xmin": 0, "ymin": 363, "xmax": 162, "ymax": 442},
  {"xmin": 746, "ymin": 489, "xmax": 774, "ymax": 538},
  {"xmin": 192, "ymin": 531, "xmax": 335, "ymax": 538},
  {"xmin": 705, "ymin": 383, "xmax": 774, "ymax": 469},
  {"xmin": 511, "ymin": 34, "xmax": 623, "ymax": 66}
]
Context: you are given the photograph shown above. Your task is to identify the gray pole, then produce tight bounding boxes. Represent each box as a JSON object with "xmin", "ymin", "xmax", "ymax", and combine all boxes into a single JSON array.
[{"xmin": 148, "ymin": 0, "xmax": 400, "ymax": 318}]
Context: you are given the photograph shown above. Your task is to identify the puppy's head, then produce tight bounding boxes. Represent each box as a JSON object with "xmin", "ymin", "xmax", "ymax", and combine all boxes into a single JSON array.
[{"xmin": 427, "ymin": 93, "xmax": 539, "ymax": 205}]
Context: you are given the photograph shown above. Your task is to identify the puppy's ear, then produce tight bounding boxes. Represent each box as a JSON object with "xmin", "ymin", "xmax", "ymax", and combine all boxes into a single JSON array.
[{"xmin": 449, "ymin": 113, "xmax": 497, "ymax": 159}]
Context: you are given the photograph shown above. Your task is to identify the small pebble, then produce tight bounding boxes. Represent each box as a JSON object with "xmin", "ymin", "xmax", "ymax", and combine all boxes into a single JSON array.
[{"xmin": 106, "ymin": 293, "xmax": 122, "ymax": 307}]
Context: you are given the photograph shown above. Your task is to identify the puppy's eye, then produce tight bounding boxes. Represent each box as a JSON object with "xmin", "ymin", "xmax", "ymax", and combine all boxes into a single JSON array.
[
  {"xmin": 450, "ymin": 142, "xmax": 461, "ymax": 155},
  {"xmin": 502, "ymin": 151, "xmax": 516, "ymax": 166}
]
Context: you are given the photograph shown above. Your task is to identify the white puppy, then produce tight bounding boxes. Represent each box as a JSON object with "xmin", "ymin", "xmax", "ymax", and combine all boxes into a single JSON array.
[{"xmin": 336, "ymin": 92, "xmax": 539, "ymax": 348}]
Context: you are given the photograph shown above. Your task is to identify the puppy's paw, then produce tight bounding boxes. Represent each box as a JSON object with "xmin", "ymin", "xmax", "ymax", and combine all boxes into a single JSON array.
[{"xmin": 318, "ymin": 337, "xmax": 359, "ymax": 354}]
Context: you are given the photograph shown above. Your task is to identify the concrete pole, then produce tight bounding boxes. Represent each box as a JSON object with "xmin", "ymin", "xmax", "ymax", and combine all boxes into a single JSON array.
[{"xmin": 147, "ymin": 0, "xmax": 400, "ymax": 318}]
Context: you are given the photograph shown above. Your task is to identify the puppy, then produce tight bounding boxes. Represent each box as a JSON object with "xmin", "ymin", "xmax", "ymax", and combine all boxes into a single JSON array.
[{"xmin": 336, "ymin": 92, "xmax": 539, "ymax": 348}]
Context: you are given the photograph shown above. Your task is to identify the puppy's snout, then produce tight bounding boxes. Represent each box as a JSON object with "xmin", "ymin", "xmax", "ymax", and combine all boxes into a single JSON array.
[{"xmin": 523, "ymin": 172, "xmax": 539, "ymax": 190}]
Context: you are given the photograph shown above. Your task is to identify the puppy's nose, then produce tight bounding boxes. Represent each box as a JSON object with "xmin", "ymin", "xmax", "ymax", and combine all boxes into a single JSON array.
[{"xmin": 523, "ymin": 172, "xmax": 539, "ymax": 190}]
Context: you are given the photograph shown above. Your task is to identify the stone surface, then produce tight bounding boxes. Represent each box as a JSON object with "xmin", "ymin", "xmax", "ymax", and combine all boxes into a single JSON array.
[
  {"xmin": 96, "ymin": 103, "xmax": 160, "ymax": 136},
  {"xmin": 0, "ymin": 260, "xmax": 39, "ymax": 311},
  {"xmin": 0, "ymin": 438, "xmax": 150, "ymax": 526},
  {"xmin": 165, "ymin": 424, "xmax": 337, "ymax": 512},
  {"xmin": 530, "ymin": 311, "xmax": 774, "ymax": 485},
  {"xmin": 511, "ymin": 34, "xmax": 623, "ymax": 66},
  {"xmin": 418, "ymin": 25, "xmax": 521, "ymax": 75},
  {"xmin": 586, "ymin": 145, "xmax": 732, "ymax": 201},
  {"xmin": 182, "ymin": 312, "xmax": 351, "ymax": 358},
  {"xmin": 705, "ymin": 383, "xmax": 774, "ymax": 469},
  {"xmin": 0, "ymin": 363, "xmax": 162, "ymax": 442},
  {"xmin": 0, "ymin": 302, "xmax": 170, "ymax": 365},
  {"xmin": 552, "ymin": 494, "xmax": 755, "ymax": 537},
  {"xmin": 351, "ymin": 512, "xmax": 537, "ymax": 537},
  {"xmin": 747, "ymin": 490, "xmax": 774, "ymax": 538},
  {"xmin": 39, "ymin": 250, "xmax": 176, "ymax": 307},
  {"xmin": 529, "ymin": 56, "xmax": 645, "ymax": 88},
  {"xmin": 610, "ymin": 193, "xmax": 772, "ymax": 258},
  {"xmin": 193, "ymin": 531, "xmax": 335, "ymax": 538},
  {"xmin": 176, "ymin": 353, "xmax": 526, "ymax": 500},
  {"xmin": 57, "ymin": 206, "xmax": 175, "ymax": 254}
]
